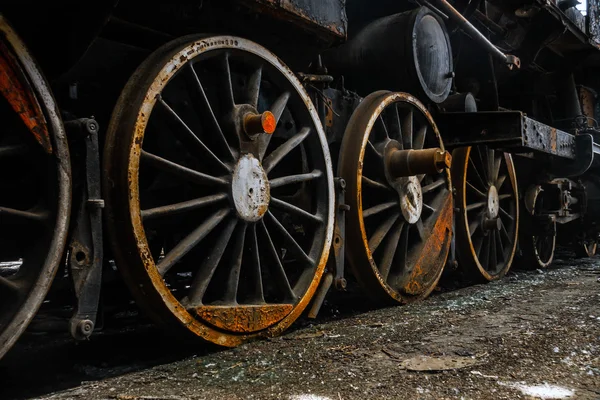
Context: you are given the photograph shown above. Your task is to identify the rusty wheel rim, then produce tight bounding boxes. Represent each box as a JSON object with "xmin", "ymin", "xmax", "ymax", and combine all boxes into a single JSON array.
[
  {"xmin": 453, "ymin": 146, "xmax": 519, "ymax": 282},
  {"xmin": 0, "ymin": 16, "xmax": 71, "ymax": 360},
  {"xmin": 339, "ymin": 91, "xmax": 452, "ymax": 304},
  {"xmin": 104, "ymin": 36, "xmax": 334, "ymax": 346}
]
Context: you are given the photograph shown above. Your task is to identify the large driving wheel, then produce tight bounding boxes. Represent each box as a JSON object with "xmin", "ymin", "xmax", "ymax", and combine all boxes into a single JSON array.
[
  {"xmin": 339, "ymin": 91, "xmax": 453, "ymax": 304},
  {"xmin": 519, "ymin": 186, "xmax": 556, "ymax": 269},
  {"xmin": 452, "ymin": 146, "xmax": 519, "ymax": 282},
  {"xmin": 0, "ymin": 17, "xmax": 71, "ymax": 360},
  {"xmin": 103, "ymin": 36, "xmax": 334, "ymax": 346}
]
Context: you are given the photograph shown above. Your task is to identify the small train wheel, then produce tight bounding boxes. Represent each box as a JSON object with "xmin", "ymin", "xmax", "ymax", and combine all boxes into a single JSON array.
[
  {"xmin": 103, "ymin": 36, "xmax": 334, "ymax": 346},
  {"xmin": 339, "ymin": 91, "xmax": 453, "ymax": 304},
  {"xmin": 452, "ymin": 146, "xmax": 519, "ymax": 282},
  {"xmin": 573, "ymin": 239, "xmax": 597, "ymax": 258},
  {"xmin": 519, "ymin": 186, "xmax": 556, "ymax": 269},
  {"xmin": 0, "ymin": 17, "xmax": 71, "ymax": 360}
]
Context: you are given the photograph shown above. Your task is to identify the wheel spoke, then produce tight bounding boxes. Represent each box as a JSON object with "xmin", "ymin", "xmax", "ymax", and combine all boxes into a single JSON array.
[
  {"xmin": 0, "ymin": 207, "xmax": 48, "ymax": 223},
  {"xmin": 401, "ymin": 108, "xmax": 414, "ymax": 149},
  {"xmin": 363, "ymin": 201, "xmax": 397, "ymax": 218},
  {"xmin": 262, "ymin": 127, "xmax": 311, "ymax": 174},
  {"xmin": 481, "ymin": 235, "xmax": 491, "ymax": 269},
  {"xmin": 259, "ymin": 220, "xmax": 296, "ymax": 300},
  {"xmin": 413, "ymin": 126, "xmax": 427, "ymax": 150},
  {"xmin": 379, "ymin": 221, "xmax": 403, "ymax": 281},
  {"xmin": 499, "ymin": 206, "xmax": 514, "ymax": 221},
  {"xmin": 266, "ymin": 211, "xmax": 314, "ymax": 266},
  {"xmin": 466, "ymin": 181, "xmax": 487, "ymax": 199},
  {"xmin": 469, "ymin": 216, "xmax": 482, "ymax": 237},
  {"xmin": 367, "ymin": 140, "xmax": 383, "ymax": 159},
  {"xmin": 141, "ymin": 193, "xmax": 228, "ymax": 221},
  {"xmin": 368, "ymin": 212, "xmax": 400, "ymax": 253},
  {"xmin": 486, "ymin": 147, "xmax": 495, "ymax": 183},
  {"xmin": 157, "ymin": 208, "xmax": 230, "ymax": 276},
  {"xmin": 0, "ymin": 276, "xmax": 20, "ymax": 293},
  {"xmin": 187, "ymin": 217, "xmax": 238, "ymax": 305},
  {"xmin": 377, "ymin": 116, "xmax": 390, "ymax": 140},
  {"xmin": 270, "ymin": 197, "xmax": 323, "ymax": 224},
  {"xmin": 221, "ymin": 53, "xmax": 235, "ymax": 110},
  {"xmin": 466, "ymin": 201, "xmax": 486, "ymax": 212},
  {"xmin": 141, "ymin": 150, "xmax": 228, "ymax": 186},
  {"xmin": 495, "ymin": 228, "xmax": 506, "ymax": 261},
  {"xmin": 475, "ymin": 147, "xmax": 490, "ymax": 183},
  {"xmin": 0, "ymin": 144, "xmax": 27, "ymax": 157},
  {"xmin": 186, "ymin": 64, "xmax": 236, "ymax": 161},
  {"xmin": 157, "ymin": 96, "xmax": 231, "ymax": 172},
  {"xmin": 498, "ymin": 194, "xmax": 513, "ymax": 201},
  {"xmin": 489, "ymin": 230, "xmax": 498, "ymax": 271},
  {"xmin": 500, "ymin": 219, "xmax": 511, "ymax": 242},
  {"xmin": 362, "ymin": 176, "xmax": 393, "ymax": 192},
  {"xmin": 259, "ymin": 91, "xmax": 291, "ymax": 160},
  {"xmin": 423, "ymin": 203, "xmax": 436, "ymax": 214},
  {"xmin": 469, "ymin": 157, "xmax": 488, "ymax": 190},
  {"xmin": 496, "ymin": 175, "xmax": 507, "ymax": 190},
  {"xmin": 245, "ymin": 66, "xmax": 263, "ymax": 108},
  {"xmin": 270, "ymin": 170, "xmax": 322, "ymax": 189},
  {"xmin": 422, "ymin": 179, "xmax": 445, "ymax": 194},
  {"xmin": 493, "ymin": 152, "xmax": 502, "ymax": 182},
  {"xmin": 415, "ymin": 219, "xmax": 426, "ymax": 242},
  {"xmin": 385, "ymin": 105, "xmax": 402, "ymax": 142},
  {"xmin": 249, "ymin": 224, "xmax": 265, "ymax": 303},
  {"xmin": 223, "ymin": 223, "xmax": 248, "ymax": 303}
]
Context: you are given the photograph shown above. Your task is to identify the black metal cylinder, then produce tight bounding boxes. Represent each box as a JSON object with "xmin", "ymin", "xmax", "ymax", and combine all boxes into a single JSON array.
[{"xmin": 325, "ymin": 7, "xmax": 453, "ymax": 104}]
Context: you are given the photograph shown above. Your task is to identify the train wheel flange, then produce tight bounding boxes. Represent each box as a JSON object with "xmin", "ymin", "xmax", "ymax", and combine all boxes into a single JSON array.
[
  {"xmin": 339, "ymin": 91, "xmax": 452, "ymax": 304},
  {"xmin": 103, "ymin": 36, "xmax": 334, "ymax": 346},
  {"xmin": 0, "ymin": 16, "xmax": 71, "ymax": 360},
  {"xmin": 453, "ymin": 146, "xmax": 519, "ymax": 282},
  {"xmin": 519, "ymin": 186, "xmax": 556, "ymax": 269}
]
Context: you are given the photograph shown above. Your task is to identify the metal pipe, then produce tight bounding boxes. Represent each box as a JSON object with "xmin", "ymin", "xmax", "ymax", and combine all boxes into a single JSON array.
[{"xmin": 427, "ymin": 0, "xmax": 520, "ymax": 69}]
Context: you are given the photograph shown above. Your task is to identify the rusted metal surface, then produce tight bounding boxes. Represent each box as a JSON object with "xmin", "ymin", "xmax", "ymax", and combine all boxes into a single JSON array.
[
  {"xmin": 404, "ymin": 194, "xmax": 452, "ymax": 295},
  {"xmin": 0, "ymin": 38, "xmax": 52, "ymax": 153},
  {"xmin": 238, "ymin": 0, "xmax": 347, "ymax": 40},
  {"xmin": 437, "ymin": 111, "xmax": 577, "ymax": 159},
  {"xmin": 195, "ymin": 304, "xmax": 294, "ymax": 333},
  {"xmin": 103, "ymin": 35, "xmax": 334, "ymax": 348}
]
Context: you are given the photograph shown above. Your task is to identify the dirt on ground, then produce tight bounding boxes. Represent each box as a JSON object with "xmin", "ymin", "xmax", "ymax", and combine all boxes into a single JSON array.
[{"xmin": 2, "ymin": 252, "xmax": 600, "ymax": 400}]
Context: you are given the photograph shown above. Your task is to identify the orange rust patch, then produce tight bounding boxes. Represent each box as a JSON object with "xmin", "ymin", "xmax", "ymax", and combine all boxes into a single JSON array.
[
  {"xmin": 405, "ymin": 194, "xmax": 452, "ymax": 295},
  {"xmin": 550, "ymin": 128, "xmax": 557, "ymax": 153},
  {"xmin": 0, "ymin": 39, "xmax": 51, "ymax": 153},
  {"xmin": 194, "ymin": 304, "xmax": 294, "ymax": 333},
  {"xmin": 262, "ymin": 111, "xmax": 276, "ymax": 134}
]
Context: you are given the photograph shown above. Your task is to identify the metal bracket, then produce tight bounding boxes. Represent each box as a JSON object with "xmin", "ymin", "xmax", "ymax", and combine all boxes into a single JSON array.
[
  {"xmin": 65, "ymin": 118, "xmax": 104, "ymax": 340},
  {"xmin": 308, "ymin": 177, "xmax": 348, "ymax": 318}
]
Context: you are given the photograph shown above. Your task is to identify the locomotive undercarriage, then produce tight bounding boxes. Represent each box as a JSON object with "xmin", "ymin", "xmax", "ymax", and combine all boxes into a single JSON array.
[{"xmin": 1, "ymin": 0, "xmax": 600, "ymax": 359}]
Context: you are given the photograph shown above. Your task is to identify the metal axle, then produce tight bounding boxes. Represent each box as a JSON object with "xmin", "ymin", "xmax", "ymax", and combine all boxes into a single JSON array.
[{"xmin": 387, "ymin": 147, "xmax": 452, "ymax": 178}]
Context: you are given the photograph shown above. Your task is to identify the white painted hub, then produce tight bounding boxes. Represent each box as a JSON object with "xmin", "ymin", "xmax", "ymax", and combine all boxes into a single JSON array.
[
  {"xmin": 400, "ymin": 176, "xmax": 423, "ymax": 224},
  {"xmin": 487, "ymin": 185, "xmax": 499, "ymax": 218},
  {"xmin": 232, "ymin": 154, "xmax": 270, "ymax": 222}
]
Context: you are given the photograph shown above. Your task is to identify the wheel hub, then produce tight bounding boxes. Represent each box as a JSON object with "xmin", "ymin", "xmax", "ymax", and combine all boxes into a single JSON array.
[
  {"xmin": 231, "ymin": 154, "xmax": 270, "ymax": 222},
  {"xmin": 401, "ymin": 176, "xmax": 423, "ymax": 224},
  {"xmin": 487, "ymin": 185, "xmax": 499, "ymax": 218}
]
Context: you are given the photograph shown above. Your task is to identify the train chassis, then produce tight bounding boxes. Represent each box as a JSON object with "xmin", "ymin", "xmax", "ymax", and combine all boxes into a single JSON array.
[{"xmin": 1, "ymin": 0, "xmax": 600, "ymax": 359}]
